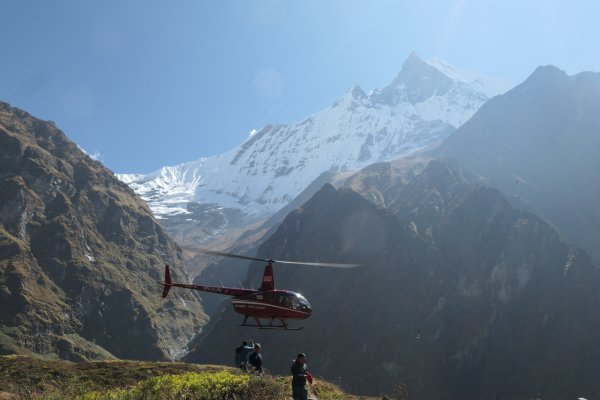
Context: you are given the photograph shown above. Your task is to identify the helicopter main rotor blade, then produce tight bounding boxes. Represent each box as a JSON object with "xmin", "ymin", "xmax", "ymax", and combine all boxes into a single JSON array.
[
  {"xmin": 184, "ymin": 248, "xmax": 360, "ymax": 268},
  {"xmin": 275, "ymin": 260, "xmax": 360, "ymax": 268},
  {"xmin": 185, "ymin": 248, "xmax": 269, "ymax": 263}
]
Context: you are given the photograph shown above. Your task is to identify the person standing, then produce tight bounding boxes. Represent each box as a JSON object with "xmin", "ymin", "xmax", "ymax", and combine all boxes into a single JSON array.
[
  {"xmin": 248, "ymin": 343, "xmax": 263, "ymax": 374},
  {"xmin": 291, "ymin": 353, "xmax": 310, "ymax": 400},
  {"xmin": 235, "ymin": 340, "xmax": 254, "ymax": 371}
]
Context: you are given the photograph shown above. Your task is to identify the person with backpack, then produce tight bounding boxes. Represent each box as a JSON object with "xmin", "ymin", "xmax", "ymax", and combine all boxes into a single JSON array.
[
  {"xmin": 291, "ymin": 352, "xmax": 312, "ymax": 400},
  {"xmin": 234, "ymin": 340, "xmax": 254, "ymax": 371}
]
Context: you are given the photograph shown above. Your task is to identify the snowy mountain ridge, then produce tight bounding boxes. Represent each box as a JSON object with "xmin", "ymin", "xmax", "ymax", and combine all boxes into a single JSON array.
[
  {"xmin": 424, "ymin": 57, "xmax": 510, "ymax": 98},
  {"xmin": 118, "ymin": 53, "xmax": 512, "ymax": 223}
]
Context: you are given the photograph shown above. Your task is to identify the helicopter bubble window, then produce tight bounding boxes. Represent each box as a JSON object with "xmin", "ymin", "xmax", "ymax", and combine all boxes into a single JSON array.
[
  {"xmin": 295, "ymin": 294, "xmax": 311, "ymax": 309},
  {"xmin": 286, "ymin": 294, "xmax": 300, "ymax": 308}
]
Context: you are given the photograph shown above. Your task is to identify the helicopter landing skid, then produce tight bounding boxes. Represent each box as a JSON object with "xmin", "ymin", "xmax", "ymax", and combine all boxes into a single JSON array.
[{"xmin": 240, "ymin": 316, "xmax": 303, "ymax": 331}]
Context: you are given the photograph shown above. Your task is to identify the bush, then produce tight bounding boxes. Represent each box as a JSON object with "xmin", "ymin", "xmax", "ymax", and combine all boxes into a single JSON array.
[{"xmin": 78, "ymin": 371, "xmax": 287, "ymax": 400}]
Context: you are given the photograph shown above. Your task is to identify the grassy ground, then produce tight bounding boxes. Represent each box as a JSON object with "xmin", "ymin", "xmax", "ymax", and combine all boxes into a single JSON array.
[{"xmin": 0, "ymin": 355, "xmax": 379, "ymax": 399}]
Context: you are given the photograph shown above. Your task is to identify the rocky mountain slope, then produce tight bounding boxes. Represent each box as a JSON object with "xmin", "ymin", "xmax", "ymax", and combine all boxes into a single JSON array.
[
  {"xmin": 0, "ymin": 101, "xmax": 206, "ymax": 361},
  {"xmin": 185, "ymin": 159, "xmax": 600, "ymax": 399},
  {"xmin": 437, "ymin": 65, "xmax": 600, "ymax": 263},
  {"xmin": 118, "ymin": 53, "xmax": 511, "ymax": 247}
]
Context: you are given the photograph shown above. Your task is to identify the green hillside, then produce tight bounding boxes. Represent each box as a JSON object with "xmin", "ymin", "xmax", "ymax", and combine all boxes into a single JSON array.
[{"xmin": 0, "ymin": 356, "xmax": 383, "ymax": 400}]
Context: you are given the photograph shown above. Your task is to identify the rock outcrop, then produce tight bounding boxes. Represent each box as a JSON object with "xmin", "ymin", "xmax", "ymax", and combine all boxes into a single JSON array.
[{"xmin": 0, "ymin": 101, "xmax": 206, "ymax": 361}]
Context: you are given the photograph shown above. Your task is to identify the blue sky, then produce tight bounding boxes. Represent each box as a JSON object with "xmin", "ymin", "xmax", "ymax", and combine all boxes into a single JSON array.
[{"xmin": 2, "ymin": 0, "xmax": 599, "ymax": 173}]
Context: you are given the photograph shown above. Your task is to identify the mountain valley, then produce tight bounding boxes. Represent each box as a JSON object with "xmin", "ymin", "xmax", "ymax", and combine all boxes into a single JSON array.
[{"xmin": 2, "ymin": 55, "xmax": 600, "ymax": 400}]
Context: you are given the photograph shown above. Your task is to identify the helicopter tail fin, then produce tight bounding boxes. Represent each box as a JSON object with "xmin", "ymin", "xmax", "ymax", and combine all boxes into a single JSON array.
[
  {"xmin": 259, "ymin": 263, "xmax": 275, "ymax": 291},
  {"xmin": 162, "ymin": 265, "xmax": 172, "ymax": 298}
]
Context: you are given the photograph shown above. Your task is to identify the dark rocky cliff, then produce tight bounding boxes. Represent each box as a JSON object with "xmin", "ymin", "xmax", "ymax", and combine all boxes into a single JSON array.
[
  {"xmin": 0, "ymin": 101, "xmax": 206, "ymax": 361},
  {"xmin": 186, "ymin": 159, "xmax": 600, "ymax": 399},
  {"xmin": 437, "ymin": 66, "xmax": 600, "ymax": 264}
]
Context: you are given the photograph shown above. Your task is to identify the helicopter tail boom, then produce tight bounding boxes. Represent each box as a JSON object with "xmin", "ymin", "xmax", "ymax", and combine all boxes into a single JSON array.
[{"xmin": 160, "ymin": 265, "xmax": 254, "ymax": 298}]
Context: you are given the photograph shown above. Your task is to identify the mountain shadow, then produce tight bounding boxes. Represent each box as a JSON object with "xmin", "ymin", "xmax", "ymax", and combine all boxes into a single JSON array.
[
  {"xmin": 437, "ymin": 65, "xmax": 600, "ymax": 264},
  {"xmin": 185, "ymin": 159, "xmax": 600, "ymax": 400}
]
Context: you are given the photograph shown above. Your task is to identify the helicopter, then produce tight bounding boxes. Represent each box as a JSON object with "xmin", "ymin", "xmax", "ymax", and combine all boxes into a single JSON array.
[{"xmin": 160, "ymin": 249, "xmax": 359, "ymax": 330}]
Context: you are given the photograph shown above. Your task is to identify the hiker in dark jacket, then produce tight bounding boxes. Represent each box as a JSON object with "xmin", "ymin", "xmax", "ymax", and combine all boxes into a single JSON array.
[
  {"xmin": 248, "ymin": 343, "xmax": 263, "ymax": 374},
  {"xmin": 291, "ymin": 353, "xmax": 309, "ymax": 400},
  {"xmin": 235, "ymin": 340, "xmax": 254, "ymax": 371}
]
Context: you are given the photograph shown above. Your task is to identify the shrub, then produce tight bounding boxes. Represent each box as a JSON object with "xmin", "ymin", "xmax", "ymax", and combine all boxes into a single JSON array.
[{"xmin": 78, "ymin": 371, "xmax": 288, "ymax": 400}]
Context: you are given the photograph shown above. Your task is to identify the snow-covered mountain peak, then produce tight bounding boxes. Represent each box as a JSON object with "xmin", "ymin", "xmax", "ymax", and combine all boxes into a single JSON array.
[
  {"xmin": 331, "ymin": 85, "xmax": 368, "ymax": 109},
  {"xmin": 119, "ymin": 53, "xmax": 513, "ymax": 226},
  {"xmin": 379, "ymin": 52, "xmax": 452, "ymax": 102},
  {"xmin": 346, "ymin": 84, "xmax": 367, "ymax": 98},
  {"xmin": 376, "ymin": 53, "xmax": 512, "ymax": 105}
]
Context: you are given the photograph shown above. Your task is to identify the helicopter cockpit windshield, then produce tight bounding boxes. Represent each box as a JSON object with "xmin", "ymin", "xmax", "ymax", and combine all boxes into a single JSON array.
[{"xmin": 295, "ymin": 293, "xmax": 311, "ymax": 312}]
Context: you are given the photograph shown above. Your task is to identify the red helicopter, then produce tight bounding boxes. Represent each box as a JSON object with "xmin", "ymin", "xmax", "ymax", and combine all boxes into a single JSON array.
[{"xmin": 160, "ymin": 250, "xmax": 358, "ymax": 330}]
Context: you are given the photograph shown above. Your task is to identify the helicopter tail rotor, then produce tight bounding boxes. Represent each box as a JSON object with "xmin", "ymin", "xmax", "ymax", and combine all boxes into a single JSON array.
[{"xmin": 161, "ymin": 265, "xmax": 172, "ymax": 298}]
